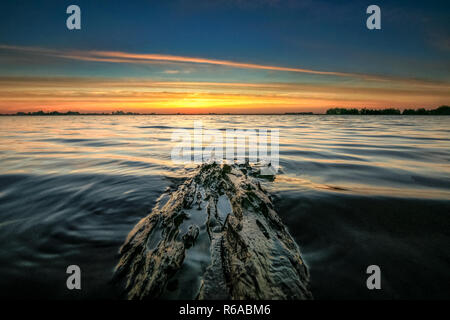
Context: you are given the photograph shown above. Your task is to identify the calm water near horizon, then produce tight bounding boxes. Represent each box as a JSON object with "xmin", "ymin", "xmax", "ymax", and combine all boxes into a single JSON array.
[{"xmin": 0, "ymin": 115, "xmax": 449, "ymax": 299}]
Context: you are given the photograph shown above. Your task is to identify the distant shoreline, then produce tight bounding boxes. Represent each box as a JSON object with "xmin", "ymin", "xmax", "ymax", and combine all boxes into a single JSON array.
[
  {"xmin": 1, "ymin": 114, "xmax": 450, "ymax": 116},
  {"xmin": 0, "ymin": 106, "xmax": 448, "ymax": 116}
]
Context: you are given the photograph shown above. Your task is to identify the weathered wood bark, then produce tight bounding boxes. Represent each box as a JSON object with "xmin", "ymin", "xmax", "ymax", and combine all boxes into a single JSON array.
[{"xmin": 114, "ymin": 163, "xmax": 312, "ymax": 300}]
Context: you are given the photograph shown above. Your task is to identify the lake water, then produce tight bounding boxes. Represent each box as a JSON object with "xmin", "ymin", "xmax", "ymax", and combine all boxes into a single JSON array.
[{"xmin": 0, "ymin": 115, "xmax": 449, "ymax": 299}]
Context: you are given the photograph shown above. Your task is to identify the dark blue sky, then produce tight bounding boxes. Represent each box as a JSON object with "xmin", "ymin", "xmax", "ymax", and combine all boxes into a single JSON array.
[{"xmin": 1, "ymin": 0, "xmax": 449, "ymax": 77}]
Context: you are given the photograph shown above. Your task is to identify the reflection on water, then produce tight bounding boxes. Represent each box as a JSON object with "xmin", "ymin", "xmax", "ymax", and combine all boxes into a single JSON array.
[{"xmin": 0, "ymin": 115, "xmax": 449, "ymax": 299}]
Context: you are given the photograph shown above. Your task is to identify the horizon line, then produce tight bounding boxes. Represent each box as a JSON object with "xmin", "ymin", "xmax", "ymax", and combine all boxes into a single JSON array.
[{"xmin": 2, "ymin": 105, "xmax": 448, "ymax": 116}]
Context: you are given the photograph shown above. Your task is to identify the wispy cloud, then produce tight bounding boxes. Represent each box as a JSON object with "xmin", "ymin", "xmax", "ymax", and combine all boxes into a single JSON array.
[
  {"xmin": 2, "ymin": 44, "xmax": 448, "ymax": 87},
  {"xmin": 0, "ymin": 44, "xmax": 374, "ymax": 79},
  {"xmin": 162, "ymin": 69, "xmax": 193, "ymax": 74}
]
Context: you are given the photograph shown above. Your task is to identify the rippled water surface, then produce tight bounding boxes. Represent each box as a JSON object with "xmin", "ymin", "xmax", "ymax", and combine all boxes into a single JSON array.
[{"xmin": 0, "ymin": 115, "xmax": 449, "ymax": 299}]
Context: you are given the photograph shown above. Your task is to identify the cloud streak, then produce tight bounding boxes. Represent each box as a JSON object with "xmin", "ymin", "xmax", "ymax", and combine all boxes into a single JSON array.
[
  {"xmin": 2, "ymin": 44, "xmax": 449, "ymax": 87},
  {"xmin": 0, "ymin": 44, "xmax": 383, "ymax": 80}
]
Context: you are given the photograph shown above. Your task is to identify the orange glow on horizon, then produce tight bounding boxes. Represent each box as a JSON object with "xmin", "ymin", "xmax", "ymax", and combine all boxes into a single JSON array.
[{"xmin": 0, "ymin": 76, "xmax": 448, "ymax": 114}]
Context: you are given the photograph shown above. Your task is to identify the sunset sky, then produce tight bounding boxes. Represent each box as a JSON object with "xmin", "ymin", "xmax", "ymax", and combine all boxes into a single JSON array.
[{"xmin": 0, "ymin": 0, "xmax": 449, "ymax": 114}]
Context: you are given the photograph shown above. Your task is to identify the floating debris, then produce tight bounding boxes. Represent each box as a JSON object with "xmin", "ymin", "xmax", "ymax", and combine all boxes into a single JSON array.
[{"xmin": 114, "ymin": 162, "xmax": 312, "ymax": 300}]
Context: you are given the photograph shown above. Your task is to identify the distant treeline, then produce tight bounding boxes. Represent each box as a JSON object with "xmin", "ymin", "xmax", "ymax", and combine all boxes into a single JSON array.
[
  {"xmin": 10, "ymin": 110, "xmax": 143, "ymax": 116},
  {"xmin": 326, "ymin": 105, "xmax": 450, "ymax": 115},
  {"xmin": 2, "ymin": 106, "xmax": 450, "ymax": 116}
]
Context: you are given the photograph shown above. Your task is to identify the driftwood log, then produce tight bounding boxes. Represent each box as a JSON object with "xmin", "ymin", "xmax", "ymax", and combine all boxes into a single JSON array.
[{"xmin": 114, "ymin": 163, "xmax": 312, "ymax": 300}]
